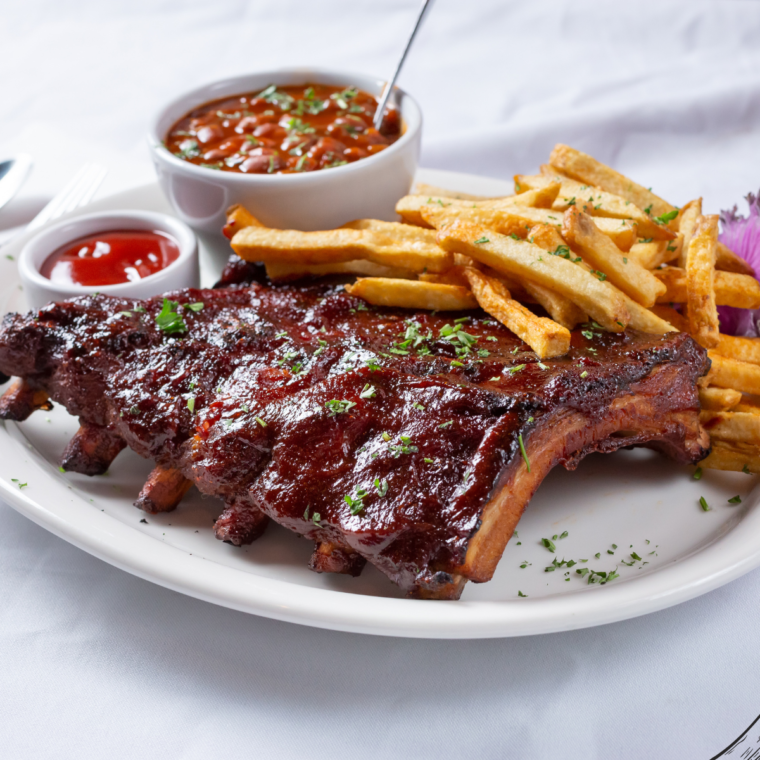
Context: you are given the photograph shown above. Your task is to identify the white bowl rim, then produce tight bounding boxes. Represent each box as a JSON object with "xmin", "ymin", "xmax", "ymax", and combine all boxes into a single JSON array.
[
  {"xmin": 19, "ymin": 210, "xmax": 198, "ymax": 297},
  {"xmin": 148, "ymin": 67, "xmax": 422, "ymax": 184}
]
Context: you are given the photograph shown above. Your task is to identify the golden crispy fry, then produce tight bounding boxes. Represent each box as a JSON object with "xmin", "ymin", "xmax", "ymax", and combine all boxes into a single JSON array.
[
  {"xmin": 734, "ymin": 398, "xmax": 760, "ymax": 414},
  {"xmin": 341, "ymin": 218, "xmax": 439, "ymax": 245},
  {"xmin": 344, "ymin": 278, "xmax": 477, "ymax": 311},
  {"xmin": 224, "ymin": 204, "xmax": 264, "ymax": 237},
  {"xmin": 524, "ymin": 224, "xmax": 587, "ymax": 328},
  {"xmin": 699, "ymin": 387, "xmax": 742, "ymax": 411},
  {"xmin": 699, "ymin": 410, "xmax": 760, "ymax": 444},
  {"xmin": 463, "ymin": 268, "xmax": 571, "ymax": 358},
  {"xmin": 231, "ymin": 226, "xmax": 452, "ymax": 273},
  {"xmin": 628, "ymin": 236, "xmax": 682, "ymax": 269},
  {"xmin": 655, "ymin": 267, "xmax": 760, "ymax": 309},
  {"xmin": 549, "ymin": 144, "xmax": 674, "ymax": 219},
  {"xmin": 526, "ymin": 222, "xmax": 566, "ymax": 251},
  {"xmin": 561, "ymin": 207, "xmax": 666, "ymax": 307},
  {"xmin": 704, "ymin": 352, "xmax": 760, "ymax": 395},
  {"xmin": 699, "ymin": 440, "xmax": 760, "ymax": 473},
  {"xmin": 616, "ymin": 291, "xmax": 676, "ymax": 334},
  {"xmin": 714, "ymin": 335, "xmax": 760, "ymax": 366},
  {"xmin": 416, "ymin": 202, "xmax": 638, "ymax": 251},
  {"xmin": 265, "ymin": 260, "xmax": 416, "ymax": 282},
  {"xmin": 518, "ymin": 173, "xmax": 675, "ymax": 241},
  {"xmin": 413, "ymin": 183, "xmax": 493, "ymax": 201},
  {"xmin": 717, "ymin": 241, "xmax": 755, "ymax": 276},
  {"xmin": 651, "ymin": 304, "xmax": 689, "ymax": 331},
  {"xmin": 685, "ymin": 215, "xmax": 720, "ymax": 348},
  {"xmin": 503, "ymin": 183, "xmax": 560, "ymax": 209},
  {"xmin": 435, "ymin": 219, "xmax": 630, "ymax": 332},
  {"xmin": 676, "ymin": 199, "xmax": 702, "ymax": 268}
]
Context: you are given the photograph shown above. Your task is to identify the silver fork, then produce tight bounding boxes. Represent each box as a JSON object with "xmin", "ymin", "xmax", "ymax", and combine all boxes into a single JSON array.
[{"xmin": 1, "ymin": 163, "xmax": 107, "ymax": 247}]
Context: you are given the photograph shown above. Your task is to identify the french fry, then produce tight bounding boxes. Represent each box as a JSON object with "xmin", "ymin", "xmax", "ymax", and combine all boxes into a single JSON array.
[
  {"xmin": 463, "ymin": 268, "xmax": 571, "ymax": 358},
  {"xmin": 617, "ymin": 291, "xmax": 676, "ymax": 334},
  {"xmin": 699, "ymin": 440, "xmax": 760, "ymax": 473},
  {"xmin": 224, "ymin": 204, "xmax": 265, "ymax": 238},
  {"xmin": 714, "ymin": 335, "xmax": 760, "ymax": 366},
  {"xmin": 502, "ymin": 183, "xmax": 560, "ymax": 209},
  {"xmin": 549, "ymin": 144, "xmax": 674, "ymax": 219},
  {"xmin": 231, "ymin": 226, "xmax": 453, "ymax": 273},
  {"xmin": 265, "ymin": 260, "xmax": 416, "ymax": 282},
  {"xmin": 685, "ymin": 215, "xmax": 720, "ymax": 348},
  {"xmin": 416, "ymin": 202, "xmax": 638, "ymax": 251},
  {"xmin": 344, "ymin": 278, "xmax": 478, "ymax": 311},
  {"xmin": 524, "ymin": 224, "xmax": 587, "ymax": 328},
  {"xmin": 655, "ymin": 268, "xmax": 760, "ymax": 309},
  {"xmin": 628, "ymin": 236, "xmax": 682, "ymax": 269},
  {"xmin": 704, "ymin": 352, "xmax": 760, "ymax": 395},
  {"xmin": 517, "ymin": 173, "xmax": 674, "ymax": 241},
  {"xmin": 562, "ymin": 207, "xmax": 666, "ymax": 307},
  {"xmin": 413, "ymin": 183, "xmax": 492, "ymax": 201},
  {"xmin": 699, "ymin": 410, "xmax": 760, "ymax": 445},
  {"xmin": 734, "ymin": 398, "xmax": 760, "ymax": 414},
  {"xmin": 699, "ymin": 387, "xmax": 742, "ymax": 411},
  {"xmin": 341, "ymin": 218, "xmax": 439, "ymax": 246},
  {"xmin": 651, "ymin": 304, "xmax": 689, "ymax": 332},
  {"xmin": 435, "ymin": 219, "xmax": 630, "ymax": 332},
  {"xmin": 717, "ymin": 241, "xmax": 755, "ymax": 276},
  {"xmin": 676, "ymin": 199, "xmax": 702, "ymax": 268}
]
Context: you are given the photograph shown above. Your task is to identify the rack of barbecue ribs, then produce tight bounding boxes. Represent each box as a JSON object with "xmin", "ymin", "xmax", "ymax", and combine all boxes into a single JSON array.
[{"xmin": 0, "ymin": 258, "xmax": 710, "ymax": 599}]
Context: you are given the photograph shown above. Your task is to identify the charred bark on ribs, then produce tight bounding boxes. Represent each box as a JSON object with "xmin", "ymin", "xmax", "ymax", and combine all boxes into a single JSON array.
[{"xmin": 0, "ymin": 261, "xmax": 710, "ymax": 598}]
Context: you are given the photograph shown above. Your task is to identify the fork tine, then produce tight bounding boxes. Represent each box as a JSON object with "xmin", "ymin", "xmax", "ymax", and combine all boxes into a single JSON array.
[
  {"xmin": 74, "ymin": 166, "xmax": 107, "ymax": 208},
  {"xmin": 57, "ymin": 164, "xmax": 106, "ymax": 216},
  {"xmin": 26, "ymin": 165, "xmax": 92, "ymax": 231}
]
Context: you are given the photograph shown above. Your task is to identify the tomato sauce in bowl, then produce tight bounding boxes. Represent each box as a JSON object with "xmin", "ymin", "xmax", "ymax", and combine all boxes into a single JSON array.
[
  {"xmin": 40, "ymin": 230, "xmax": 181, "ymax": 287},
  {"xmin": 164, "ymin": 83, "xmax": 402, "ymax": 174}
]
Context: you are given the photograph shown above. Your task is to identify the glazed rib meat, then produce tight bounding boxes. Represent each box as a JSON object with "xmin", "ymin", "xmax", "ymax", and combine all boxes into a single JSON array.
[{"xmin": 0, "ymin": 261, "xmax": 710, "ymax": 598}]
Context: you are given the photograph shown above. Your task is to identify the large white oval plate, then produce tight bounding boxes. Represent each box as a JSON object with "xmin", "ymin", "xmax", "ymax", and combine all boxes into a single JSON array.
[{"xmin": 0, "ymin": 170, "xmax": 758, "ymax": 638}]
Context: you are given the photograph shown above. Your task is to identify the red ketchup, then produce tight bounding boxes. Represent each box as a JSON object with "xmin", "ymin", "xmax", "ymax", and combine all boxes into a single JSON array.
[{"xmin": 40, "ymin": 230, "xmax": 180, "ymax": 287}]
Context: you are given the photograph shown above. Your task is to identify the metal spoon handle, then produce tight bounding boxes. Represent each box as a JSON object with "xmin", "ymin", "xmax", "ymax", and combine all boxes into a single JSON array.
[{"xmin": 373, "ymin": 0, "xmax": 434, "ymax": 131}]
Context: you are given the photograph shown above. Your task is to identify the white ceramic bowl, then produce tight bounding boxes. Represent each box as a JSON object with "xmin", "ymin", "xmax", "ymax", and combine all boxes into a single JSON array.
[
  {"xmin": 148, "ymin": 68, "xmax": 422, "ymax": 233},
  {"xmin": 19, "ymin": 210, "xmax": 199, "ymax": 311}
]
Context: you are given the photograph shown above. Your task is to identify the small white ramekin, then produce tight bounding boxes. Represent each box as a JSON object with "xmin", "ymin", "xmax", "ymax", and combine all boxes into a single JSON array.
[
  {"xmin": 19, "ymin": 210, "xmax": 199, "ymax": 311},
  {"xmin": 148, "ymin": 68, "xmax": 422, "ymax": 233}
]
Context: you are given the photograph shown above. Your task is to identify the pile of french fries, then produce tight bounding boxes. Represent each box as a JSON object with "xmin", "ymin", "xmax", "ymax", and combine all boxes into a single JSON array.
[{"xmin": 226, "ymin": 144, "xmax": 760, "ymax": 474}]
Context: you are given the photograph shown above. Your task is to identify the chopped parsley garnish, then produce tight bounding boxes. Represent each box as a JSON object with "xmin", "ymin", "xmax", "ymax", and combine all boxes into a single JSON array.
[
  {"xmin": 360, "ymin": 384, "xmax": 376, "ymax": 399},
  {"xmin": 389, "ymin": 435, "xmax": 418, "ymax": 457},
  {"xmin": 509, "ymin": 364, "xmax": 526, "ymax": 374},
  {"xmin": 439, "ymin": 420, "xmax": 454, "ymax": 429},
  {"xmin": 743, "ymin": 464, "xmax": 751, "ymax": 474},
  {"xmin": 518, "ymin": 590, "xmax": 527, "ymax": 597},
  {"xmin": 255, "ymin": 417, "xmax": 267, "ymax": 428},
  {"xmin": 186, "ymin": 397, "xmax": 195, "ymax": 413},
  {"xmin": 518, "ymin": 433, "xmax": 530, "ymax": 472},
  {"xmin": 693, "ymin": 467, "xmax": 703, "ymax": 480},
  {"xmin": 11, "ymin": 479, "xmax": 27, "ymax": 489},
  {"xmin": 186, "ymin": 302, "xmax": 204, "ymax": 312},
  {"xmin": 541, "ymin": 537, "xmax": 556, "ymax": 552},
  {"xmin": 412, "ymin": 402, "xmax": 425, "ymax": 411},
  {"xmin": 155, "ymin": 298, "xmax": 188, "ymax": 335},
  {"xmin": 473, "ymin": 236, "xmax": 490, "ymax": 244},
  {"xmin": 699, "ymin": 496, "xmax": 710, "ymax": 511},
  {"xmin": 655, "ymin": 209, "xmax": 679, "ymax": 224},
  {"xmin": 325, "ymin": 399, "xmax": 356, "ymax": 416},
  {"xmin": 344, "ymin": 486, "xmax": 367, "ymax": 515},
  {"xmin": 644, "ymin": 203, "xmax": 653, "ymax": 215},
  {"xmin": 374, "ymin": 478, "xmax": 388, "ymax": 497},
  {"xmin": 728, "ymin": 495, "xmax": 742, "ymax": 504}
]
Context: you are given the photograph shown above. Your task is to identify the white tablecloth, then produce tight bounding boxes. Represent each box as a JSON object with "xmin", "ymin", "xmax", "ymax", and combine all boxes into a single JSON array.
[{"xmin": 2, "ymin": 1, "xmax": 760, "ymax": 757}]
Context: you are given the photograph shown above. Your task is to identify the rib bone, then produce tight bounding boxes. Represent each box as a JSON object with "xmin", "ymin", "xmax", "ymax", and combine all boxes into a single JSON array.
[
  {"xmin": 0, "ymin": 379, "xmax": 52, "ymax": 421},
  {"xmin": 60, "ymin": 424, "xmax": 125, "ymax": 476},
  {"xmin": 134, "ymin": 464, "xmax": 193, "ymax": 514}
]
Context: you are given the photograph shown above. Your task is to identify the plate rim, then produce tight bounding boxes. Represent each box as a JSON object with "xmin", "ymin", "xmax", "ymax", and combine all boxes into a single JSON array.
[{"xmin": 2, "ymin": 170, "xmax": 759, "ymax": 639}]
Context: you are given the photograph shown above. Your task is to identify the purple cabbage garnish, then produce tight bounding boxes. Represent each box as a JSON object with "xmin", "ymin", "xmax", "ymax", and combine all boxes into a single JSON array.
[{"xmin": 717, "ymin": 191, "xmax": 760, "ymax": 336}]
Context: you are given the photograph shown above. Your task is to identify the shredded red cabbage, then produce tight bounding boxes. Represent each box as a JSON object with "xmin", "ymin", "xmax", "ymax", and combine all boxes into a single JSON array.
[{"xmin": 717, "ymin": 191, "xmax": 760, "ymax": 336}]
